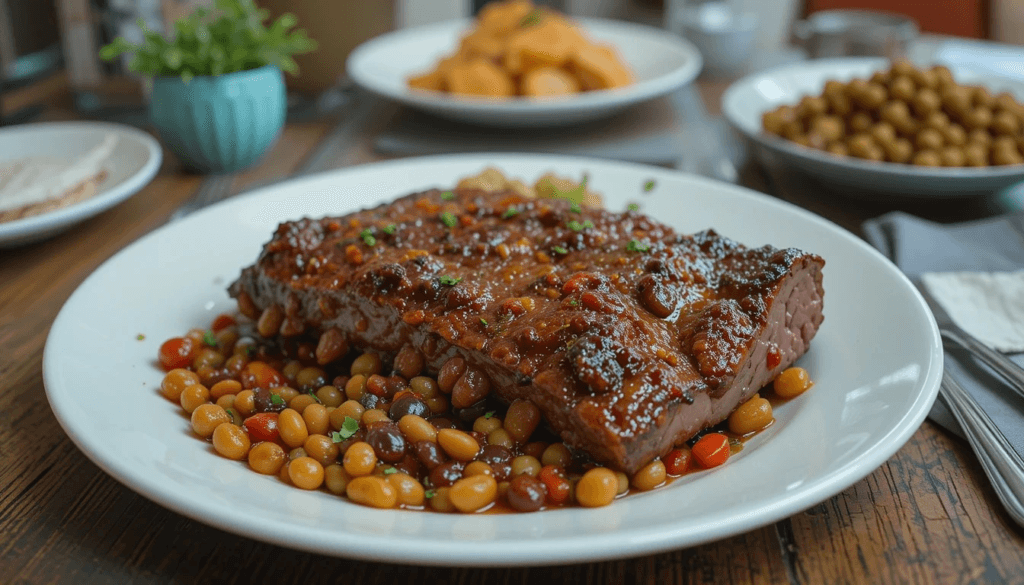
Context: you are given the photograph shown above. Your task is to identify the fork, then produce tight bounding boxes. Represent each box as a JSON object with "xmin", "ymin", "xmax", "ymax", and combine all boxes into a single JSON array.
[{"xmin": 915, "ymin": 279, "xmax": 1024, "ymax": 527}]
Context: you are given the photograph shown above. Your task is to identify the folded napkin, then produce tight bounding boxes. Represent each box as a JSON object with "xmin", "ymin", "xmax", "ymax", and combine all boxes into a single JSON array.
[{"xmin": 863, "ymin": 211, "xmax": 1024, "ymax": 459}]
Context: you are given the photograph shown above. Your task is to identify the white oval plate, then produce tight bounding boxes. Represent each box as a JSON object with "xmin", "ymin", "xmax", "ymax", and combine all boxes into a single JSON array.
[
  {"xmin": 347, "ymin": 18, "xmax": 702, "ymax": 127},
  {"xmin": 43, "ymin": 153, "xmax": 941, "ymax": 566},
  {"xmin": 723, "ymin": 57, "xmax": 1024, "ymax": 198},
  {"xmin": 0, "ymin": 121, "xmax": 162, "ymax": 248}
]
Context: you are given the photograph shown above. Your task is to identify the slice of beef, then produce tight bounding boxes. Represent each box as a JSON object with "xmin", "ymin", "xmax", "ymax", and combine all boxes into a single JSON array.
[{"xmin": 229, "ymin": 187, "xmax": 825, "ymax": 474}]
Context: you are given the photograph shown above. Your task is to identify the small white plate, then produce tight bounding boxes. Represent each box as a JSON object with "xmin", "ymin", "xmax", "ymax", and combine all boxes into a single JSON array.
[
  {"xmin": 722, "ymin": 57, "xmax": 1024, "ymax": 198},
  {"xmin": 0, "ymin": 121, "xmax": 162, "ymax": 248},
  {"xmin": 43, "ymin": 154, "xmax": 941, "ymax": 566},
  {"xmin": 346, "ymin": 18, "xmax": 702, "ymax": 127}
]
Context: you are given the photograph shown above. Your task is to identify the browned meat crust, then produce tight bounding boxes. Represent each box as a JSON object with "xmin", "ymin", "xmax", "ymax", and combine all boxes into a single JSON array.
[{"xmin": 229, "ymin": 187, "xmax": 824, "ymax": 474}]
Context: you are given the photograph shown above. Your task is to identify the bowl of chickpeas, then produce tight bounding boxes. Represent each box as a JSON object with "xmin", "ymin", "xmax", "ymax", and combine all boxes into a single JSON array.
[
  {"xmin": 346, "ymin": 1, "xmax": 702, "ymax": 127},
  {"xmin": 722, "ymin": 57, "xmax": 1024, "ymax": 198}
]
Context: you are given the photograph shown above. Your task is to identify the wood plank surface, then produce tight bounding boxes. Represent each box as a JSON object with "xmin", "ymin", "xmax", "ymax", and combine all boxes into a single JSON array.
[{"xmin": 3, "ymin": 78, "xmax": 1024, "ymax": 585}]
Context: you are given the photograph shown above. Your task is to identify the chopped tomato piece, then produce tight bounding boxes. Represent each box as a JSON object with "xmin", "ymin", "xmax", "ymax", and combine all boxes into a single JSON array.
[
  {"xmin": 241, "ymin": 361, "xmax": 284, "ymax": 390},
  {"xmin": 211, "ymin": 314, "xmax": 236, "ymax": 332},
  {"xmin": 158, "ymin": 337, "xmax": 195, "ymax": 371},
  {"xmin": 663, "ymin": 448, "xmax": 691, "ymax": 476},
  {"xmin": 692, "ymin": 433, "xmax": 730, "ymax": 469},
  {"xmin": 538, "ymin": 465, "xmax": 571, "ymax": 505},
  {"xmin": 243, "ymin": 412, "xmax": 280, "ymax": 443}
]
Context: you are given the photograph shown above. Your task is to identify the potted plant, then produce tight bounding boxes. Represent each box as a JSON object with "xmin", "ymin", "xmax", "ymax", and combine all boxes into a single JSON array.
[{"xmin": 100, "ymin": 0, "xmax": 316, "ymax": 173}]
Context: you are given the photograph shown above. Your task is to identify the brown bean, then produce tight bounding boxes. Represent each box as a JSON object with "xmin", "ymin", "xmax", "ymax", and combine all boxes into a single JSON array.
[
  {"xmin": 631, "ymin": 460, "xmax": 667, "ymax": 491},
  {"xmin": 437, "ymin": 357, "xmax": 466, "ymax": 393},
  {"xmin": 451, "ymin": 367, "xmax": 490, "ymax": 408},
  {"xmin": 503, "ymin": 399, "xmax": 540, "ymax": 443},
  {"xmin": 774, "ymin": 367, "xmax": 814, "ymax": 398},
  {"xmin": 399, "ymin": 414, "xmax": 437, "ymax": 443},
  {"xmin": 437, "ymin": 428, "xmax": 480, "ymax": 461},
  {"xmin": 449, "ymin": 475, "xmax": 497, "ymax": 512},
  {"xmin": 728, "ymin": 394, "xmax": 774, "ymax": 435},
  {"xmin": 576, "ymin": 467, "xmax": 618, "ymax": 507},
  {"xmin": 347, "ymin": 476, "xmax": 397, "ymax": 508},
  {"xmin": 315, "ymin": 328, "xmax": 349, "ymax": 365},
  {"xmin": 343, "ymin": 441, "xmax": 378, "ymax": 476},
  {"xmin": 248, "ymin": 441, "xmax": 286, "ymax": 475},
  {"xmin": 278, "ymin": 408, "xmax": 308, "ymax": 448},
  {"xmin": 393, "ymin": 345, "xmax": 425, "ymax": 379},
  {"xmin": 256, "ymin": 304, "xmax": 284, "ymax": 338},
  {"xmin": 507, "ymin": 475, "xmax": 547, "ymax": 512}
]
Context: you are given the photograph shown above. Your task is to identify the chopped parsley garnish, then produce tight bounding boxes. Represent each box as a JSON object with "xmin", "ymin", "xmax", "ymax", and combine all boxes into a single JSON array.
[
  {"xmin": 643, "ymin": 179, "xmax": 656, "ymax": 192},
  {"xmin": 424, "ymin": 489, "xmax": 437, "ymax": 499},
  {"xmin": 480, "ymin": 318, "xmax": 488, "ymax": 326},
  {"xmin": 307, "ymin": 389, "xmax": 321, "ymax": 403},
  {"xmin": 502, "ymin": 207, "xmax": 519, "ymax": 219},
  {"xmin": 360, "ymin": 228, "xmax": 376, "ymax": 246},
  {"xmin": 245, "ymin": 345, "xmax": 257, "ymax": 357},
  {"xmin": 331, "ymin": 417, "xmax": 360, "ymax": 442},
  {"xmin": 440, "ymin": 190, "xmax": 455, "ymax": 201},
  {"xmin": 627, "ymin": 203, "xmax": 640, "ymax": 212},
  {"xmin": 382, "ymin": 223, "xmax": 397, "ymax": 235},
  {"xmin": 569, "ymin": 202, "xmax": 581, "ymax": 213},
  {"xmin": 569, "ymin": 299, "xmax": 579, "ymax": 307},
  {"xmin": 203, "ymin": 330, "xmax": 217, "ymax": 347},
  {"xmin": 520, "ymin": 9, "xmax": 542, "ymax": 27},
  {"xmin": 567, "ymin": 220, "xmax": 594, "ymax": 232},
  {"xmin": 626, "ymin": 239, "xmax": 651, "ymax": 253},
  {"xmin": 136, "ymin": 334, "xmax": 145, "ymax": 341},
  {"xmin": 224, "ymin": 408, "xmax": 236, "ymax": 420},
  {"xmin": 383, "ymin": 467, "xmax": 398, "ymax": 475},
  {"xmin": 552, "ymin": 245, "xmax": 568, "ymax": 254},
  {"xmin": 270, "ymin": 394, "xmax": 285, "ymax": 406},
  {"xmin": 553, "ymin": 174, "xmax": 588, "ymax": 205},
  {"xmin": 439, "ymin": 275, "xmax": 463, "ymax": 286},
  {"xmin": 440, "ymin": 211, "xmax": 457, "ymax": 228},
  {"xmin": 484, "ymin": 411, "xmax": 496, "ymax": 419}
]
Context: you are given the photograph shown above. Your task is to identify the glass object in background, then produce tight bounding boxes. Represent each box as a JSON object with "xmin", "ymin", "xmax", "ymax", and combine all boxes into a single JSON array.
[
  {"xmin": 664, "ymin": 0, "xmax": 756, "ymax": 77},
  {"xmin": 792, "ymin": 9, "xmax": 918, "ymax": 60}
]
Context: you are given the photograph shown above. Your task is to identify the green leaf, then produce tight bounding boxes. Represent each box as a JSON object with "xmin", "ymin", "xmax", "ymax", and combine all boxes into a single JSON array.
[
  {"xmin": 270, "ymin": 394, "xmax": 285, "ymax": 406},
  {"xmin": 203, "ymin": 330, "xmax": 217, "ymax": 347},
  {"xmin": 330, "ymin": 416, "xmax": 360, "ymax": 442},
  {"xmin": 438, "ymin": 275, "xmax": 462, "ymax": 286},
  {"xmin": 439, "ymin": 212, "xmax": 457, "ymax": 229},
  {"xmin": 626, "ymin": 239, "xmax": 651, "ymax": 253}
]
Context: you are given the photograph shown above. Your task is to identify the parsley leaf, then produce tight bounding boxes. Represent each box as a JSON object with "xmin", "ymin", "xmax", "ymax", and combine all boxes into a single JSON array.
[
  {"xmin": 307, "ymin": 389, "xmax": 321, "ymax": 403},
  {"xmin": 569, "ymin": 299, "xmax": 579, "ymax": 307},
  {"xmin": 383, "ymin": 467, "xmax": 398, "ymax": 475},
  {"xmin": 245, "ymin": 345, "xmax": 256, "ymax": 357},
  {"xmin": 382, "ymin": 224, "xmax": 397, "ymax": 235},
  {"xmin": 627, "ymin": 203, "xmax": 640, "ymax": 212},
  {"xmin": 203, "ymin": 330, "xmax": 217, "ymax": 347},
  {"xmin": 484, "ymin": 411, "xmax": 496, "ymax": 419},
  {"xmin": 480, "ymin": 318, "xmax": 488, "ymax": 326},
  {"xmin": 270, "ymin": 394, "xmax": 285, "ymax": 406},
  {"xmin": 360, "ymin": 228, "xmax": 376, "ymax": 246},
  {"xmin": 441, "ymin": 190, "xmax": 455, "ymax": 201},
  {"xmin": 331, "ymin": 417, "xmax": 360, "ymax": 442},
  {"xmin": 569, "ymin": 202, "xmax": 582, "ymax": 213},
  {"xmin": 425, "ymin": 489, "xmax": 437, "ymax": 499},
  {"xmin": 136, "ymin": 334, "xmax": 145, "ymax": 341},
  {"xmin": 583, "ymin": 220, "xmax": 594, "ymax": 229},
  {"xmin": 643, "ymin": 179, "xmax": 656, "ymax": 192},
  {"xmin": 552, "ymin": 245, "xmax": 568, "ymax": 254},
  {"xmin": 502, "ymin": 207, "xmax": 519, "ymax": 219},
  {"xmin": 626, "ymin": 239, "xmax": 651, "ymax": 253},
  {"xmin": 439, "ymin": 275, "xmax": 463, "ymax": 286},
  {"xmin": 440, "ymin": 211, "xmax": 457, "ymax": 228}
]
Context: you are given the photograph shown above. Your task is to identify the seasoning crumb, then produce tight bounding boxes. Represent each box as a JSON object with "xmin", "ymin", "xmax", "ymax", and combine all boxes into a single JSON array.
[{"xmin": 136, "ymin": 334, "xmax": 145, "ymax": 341}]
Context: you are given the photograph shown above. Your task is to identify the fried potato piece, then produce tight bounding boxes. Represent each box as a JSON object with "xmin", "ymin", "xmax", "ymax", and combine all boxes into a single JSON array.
[
  {"xmin": 504, "ymin": 19, "xmax": 574, "ymax": 74},
  {"xmin": 477, "ymin": 0, "xmax": 534, "ymax": 37},
  {"xmin": 521, "ymin": 66, "xmax": 580, "ymax": 97},
  {"xmin": 407, "ymin": 70, "xmax": 445, "ymax": 92},
  {"xmin": 444, "ymin": 59, "xmax": 514, "ymax": 97},
  {"xmin": 569, "ymin": 43, "xmax": 633, "ymax": 90},
  {"xmin": 458, "ymin": 30, "xmax": 505, "ymax": 60}
]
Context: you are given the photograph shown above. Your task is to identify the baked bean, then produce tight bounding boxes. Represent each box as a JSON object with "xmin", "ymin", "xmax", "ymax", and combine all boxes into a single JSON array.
[
  {"xmin": 234, "ymin": 390, "xmax": 256, "ymax": 418},
  {"xmin": 288, "ymin": 456, "xmax": 324, "ymax": 490},
  {"xmin": 316, "ymin": 385, "xmax": 344, "ymax": 408},
  {"xmin": 429, "ymin": 460, "xmax": 465, "ymax": 487},
  {"xmin": 576, "ymin": 468, "xmax": 618, "ymax": 507},
  {"xmin": 315, "ymin": 328, "xmax": 348, "ymax": 365},
  {"xmin": 409, "ymin": 376, "xmax": 439, "ymax": 399},
  {"xmin": 451, "ymin": 367, "xmax": 491, "ymax": 408},
  {"xmin": 388, "ymin": 472, "xmax": 426, "ymax": 507},
  {"xmin": 159, "ymin": 368, "xmax": 199, "ymax": 401},
  {"xmin": 437, "ymin": 428, "xmax": 480, "ymax": 461},
  {"xmin": 191, "ymin": 404, "xmax": 230, "ymax": 438},
  {"xmin": 304, "ymin": 433, "xmax": 340, "ymax": 467},
  {"xmin": 179, "ymin": 383, "xmax": 210, "ymax": 414},
  {"xmin": 429, "ymin": 487, "xmax": 456, "ymax": 512},
  {"xmin": 366, "ymin": 421, "xmax": 407, "ymax": 463},
  {"xmin": 331, "ymin": 400, "xmax": 365, "ymax": 430},
  {"xmin": 343, "ymin": 441, "xmax": 378, "ymax": 476},
  {"xmin": 345, "ymin": 374, "xmax": 367, "ymax": 400},
  {"xmin": 450, "ymin": 474, "xmax": 497, "ymax": 512},
  {"xmin": 278, "ymin": 408, "xmax": 309, "ymax": 448},
  {"xmin": 214, "ymin": 394, "xmax": 235, "ymax": 412},
  {"xmin": 473, "ymin": 414, "xmax": 502, "ymax": 434},
  {"xmin": 351, "ymin": 353, "xmax": 382, "ymax": 377},
  {"xmin": 212, "ymin": 423, "xmax": 250, "ymax": 460},
  {"xmin": 362, "ymin": 408, "xmax": 389, "ymax": 425},
  {"xmin": 631, "ymin": 460, "xmax": 667, "ymax": 491},
  {"xmin": 324, "ymin": 464, "xmax": 352, "ymax": 494},
  {"xmin": 303, "ymin": 403, "xmax": 330, "ymax": 436},
  {"xmin": 390, "ymin": 393, "xmax": 429, "ymax": 420},
  {"xmin": 464, "ymin": 461, "xmax": 494, "ymax": 477},
  {"xmin": 393, "ymin": 345, "xmax": 425, "ymax": 379},
  {"xmin": 209, "ymin": 379, "xmax": 242, "ymax": 400},
  {"xmin": 257, "ymin": 304, "xmax": 284, "ymax": 338},
  {"xmin": 728, "ymin": 394, "xmax": 774, "ymax": 435},
  {"xmin": 413, "ymin": 440, "xmax": 447, "ymax": 470},
  {"xmin": 193, "ymin": 347, "xmax": 224, "ymax": 370},
  {"xmin": 223, "ymin": 406, "xmax": 242, "ymax": 426},
  {"xmin": 425, "ymin": 395, "xmax": 450, "ymax": 415},
  {"xmin": 541, "ymin": 443, "xmax": 572, "ymax": 467},
  {"xmin": 538, "ymin": 465, "xmax": 571, "ymax": 504},
  {"xmin": 663, "ymin": 448, "xmax": 692, "ymax": 475},
  {"xmin": 507, "ymin": 475, "xmax": 548, "ymax": 512},
  {"xmin": 503, "ymin": 399, "xmax": 540, "ymax": 443},
  {"xmin": 249, "ymin": 441, "xmax": 286, "ymax": 475},
  {"xmin": 774, "ymin": 367, "xmax": 814, "ymax": 398},
  {"xmin": 437, "ymin": 357, "xmax": 466, "ymax": 393},
  {"xmin": 615, "ymin": 471, "xmax": 630, "ymax": 495},
  {"xmin": 289, "ymin": 393, "xmax": 316, "ymax": 413},
  {"xmin": 399, "ymin": 414, "xmax": 437, "ymax": 443},
  {"xmin": 296, "ymin": 367, "xmax": 327, "ymax": 390},
  {"xmin": 511, "ymin": 455, "xmax": 542, "ymax": 477}
]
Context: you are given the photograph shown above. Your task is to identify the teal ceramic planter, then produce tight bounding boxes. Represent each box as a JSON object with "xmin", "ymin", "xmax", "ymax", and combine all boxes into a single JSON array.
[{"xmin": 150, "ymin": 65, "xmax": 286, "ymax": 173}]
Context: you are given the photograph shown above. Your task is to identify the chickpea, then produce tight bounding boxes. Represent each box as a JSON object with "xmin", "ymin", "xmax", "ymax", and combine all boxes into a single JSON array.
[
  {"xmin": 890, "ymin": 59, "xmax": 915, "ymax": 78},
  {"xmin": 288, "ymin": 456, "xmax": 325, "ymax": 490},
  {"xmin": 941, "ymin": 123, "xmax": 967, "ymax": 146},
  {"xmin": 941, "ymin": 86, "xmax": 972, "ymax": 118},
  {"xmin": 350, "ymin": 353, "xmax": 382, "ymax": 377},
  {"xmin": 964, "ymin": 107, "xmax": 993, "ymax": 130},
  {"xmin": 437, "ymin": 428, "xmax": 480, "ymax": 461},
  {"xmin": 991, "ymin": 110, "xmax": 1020, "ymax": 135},
  {"xmin": 922, "ymin": 110, "xmax": 950, "ymax": 131},
  {"xmin": 302, "ymin": 403, "xmax": 330, "ymax": 436},
  {"xmin": 212, "ymin": 423, "xmax": 250, "ymax": 460},
  {"xmin": 249, "ymin": 441, "xmax": 287, "ymax": 475},
  {"xmin": 234, "ymin": 390, "xmax": 256, "ymax": 418},
  {"xmin": 511, "ymin": 455, "xmax": 542, "ymax": 477},
  {"xmin": 797, "ymin": 95, "xmax": 829, "ymax": 119},
  {"xmin": 343, "ymin": 441, "xmax": 378, "ymax": 476},
  {"xmin": 810, "ymin": 115, "xmax": 845, "ymax": 143},
  {"xmin": 347, "ymin": 476, "xmax": 398, "ymax": 508},
  {"xmin": 855, "ymin": 83, "xmax": 887, "ymax": 110},
  {"xmin": 941, "ymin": 146, "xmax": 966, "ymax": 167},
  {"xmin": 179, "ymin": 383, "xmax": 210, "ymax": 414},
  {"xmin": 278, "ymin": 408, "xmax": 309, "ymax": 448},
  {"xmin": 870, "ymin": 70, "xmax": 890, "ymax": 85},
  {"xmin": 883, "ymin": 138, "xmax": 914, "ymax": 164},
  {"xmin": 973, "ymin": 86, "xmax": 995, "ymax": 108},
  {"xmin": 968, "ymin": 128, "xmax": 991, "ymax": 147},
  {"xmin": 728, "ymin": 394, "xmax": 774, "ymax": 435},
  {"xmin": 304, "ymin": 433, "xmax": 340, "ymax": 467},
  {"xmin": 964, "ymin": 142, "xmax": 989, "ymax": 167},
  {"xmin": 869, "ymin": 122, "xmax": 896, "ymax": 145},
  {"xmin": 910, "ymin": 67, "xmax": 938, "ymax": 90},
  {"xmin": 879, "ymin": 101, "xmax": 915, "ymax": 134},
  {"xmin": 911, "ymin": 88, "xmax": 941, "ymax": 117},
  {"xmin": 631, "ymin": 460, "xmax": 667, "ymax": 491},
  {"xmin": 825, "ymin": 92, "xmax": 852, "ymax": 117},
  {"xmin": 449, "ymin": 474, "xmax": 498, "ymax": 513},
  {"xmin": 848, "ymin": 111, "xmax": 874, "ymax": 133},
  {"xmin": 388, "ymin": 472, "xmax": 426, "ymax": 507},
  {"xmin": 826, "ymin": 142, "xmax": 849, "ymax": 157},
  {"xmin": 888, "ymin": 75, "xmax": 916, "ymax": 102},
  {"xmin": 324, "ymin": 464, "xmax": 352, "ymax": 494},
  {"xmin": 915, "ymin": 128, "xmax": 944, "ymax": 151},
  {"xmin": 774, "ymin": 367, "xmax": 814, "ymax": 398},
  {"xmin": 541, "ymin": 443, "xmax": 572, "ymax": 467},
  {"xmin": 316, "ymin": 385, "xmax": 344, "ymax": 408},
  {"xmin": 575, "ymin": 468, "xmax": 618, "ymax": 508},
  {"xmin": 191, "ymin": 403, "xmax": 230, "ymax": 438},
  {"xmin": 931, "ymin": 65, "xmax": 955, "ymax": 88},
  {"xmin": 762, "ymin": 109, "xmax": 787, "ymax": 135},
  {"xmin": 992, "ymin": 144, "xmax": 1024, "ymax": 165}
]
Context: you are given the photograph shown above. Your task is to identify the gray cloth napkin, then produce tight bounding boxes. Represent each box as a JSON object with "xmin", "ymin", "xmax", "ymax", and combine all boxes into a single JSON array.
[{"xmin": 862, "ymin": 211, "xmax": 1024, "ymax": 459}]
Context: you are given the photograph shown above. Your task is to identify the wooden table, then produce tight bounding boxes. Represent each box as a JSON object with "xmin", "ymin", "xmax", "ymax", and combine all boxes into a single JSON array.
[{"xmin": 2, "ymin": 73, "xmax": 1023, "ymax": 585}]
